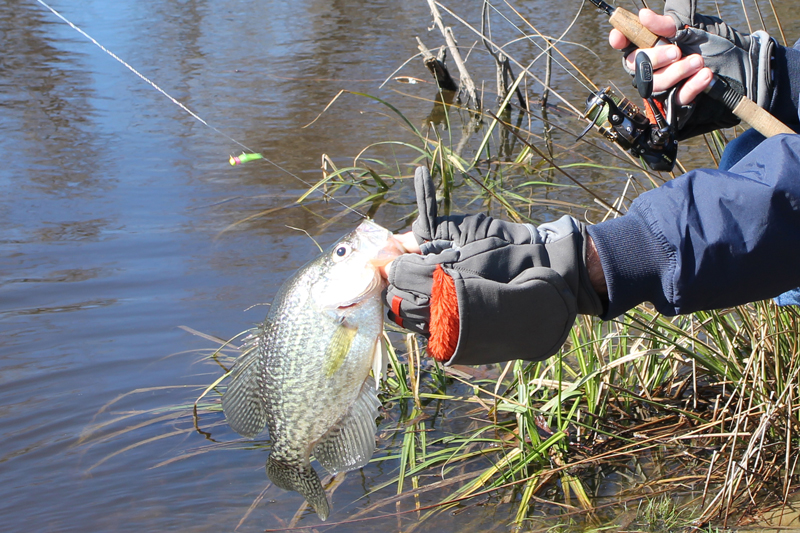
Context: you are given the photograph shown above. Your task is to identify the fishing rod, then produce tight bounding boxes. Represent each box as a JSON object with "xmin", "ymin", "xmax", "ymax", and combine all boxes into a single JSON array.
[
  {"xmin": 586, "ymin": 0, "xmax": 793, "ymax": 139},
  {"xmin": 434, "ymin": 0, "xmax": 679, "ymax": 170},
  {"xmin": 33, "ymin": 0, "xmax": 369, "ymax": 221},
  {"xmin": 454, "ymin": 0, "xmax": 677, "ymax": 171}
]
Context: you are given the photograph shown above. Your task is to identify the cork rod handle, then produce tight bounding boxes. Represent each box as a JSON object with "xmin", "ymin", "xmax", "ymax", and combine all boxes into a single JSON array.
[
  {"xmin": 732, "ymin": 97, "xmax": 794, "ymax": 136},
  {"xmin": 609, "ymin": 8, "xmax": 660, "ymax": 49}
]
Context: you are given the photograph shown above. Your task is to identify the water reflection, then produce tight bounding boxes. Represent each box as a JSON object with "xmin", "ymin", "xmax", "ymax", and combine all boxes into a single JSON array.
[
  {"xmin": 0, "ymin": 4, "xmax": 108, "ymax": 197},
  {"xmin": 32, "ymin": 219, "xmax": 113, "ymax": 242},
  {"xmin": 1, "ymin": 299, "xmax": 117, "ymax": 318}
]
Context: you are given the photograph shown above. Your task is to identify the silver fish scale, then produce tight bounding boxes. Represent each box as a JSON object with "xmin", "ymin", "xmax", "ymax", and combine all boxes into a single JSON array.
[
  {"xmin": 223, "ymin": 219, "xmax": 391, "ymax": 520},
  {"xmin": 259, "ymin": 253, "xmax": 383, "ymax": 469}
]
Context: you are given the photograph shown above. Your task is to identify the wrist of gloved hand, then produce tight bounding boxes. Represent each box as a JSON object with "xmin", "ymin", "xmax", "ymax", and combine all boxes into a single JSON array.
[{"xmin": 386, "ymin": 167, "xmax": 603, "ymax": 365}]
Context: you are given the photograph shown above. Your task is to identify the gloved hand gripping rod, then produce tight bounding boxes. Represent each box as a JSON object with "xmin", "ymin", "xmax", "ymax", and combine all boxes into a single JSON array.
[{"xmin": 587, "ymin": 0, "xmax": 793, "ymax": 138}]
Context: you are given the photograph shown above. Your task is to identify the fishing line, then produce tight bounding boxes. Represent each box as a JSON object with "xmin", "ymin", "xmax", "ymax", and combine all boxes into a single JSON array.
[
  {"xmin": 433, "ymin": 0, "xmax": 597, "ymax": 103},
  {"xmin": 485, "ymin": 0, "xmax": 599, "ymax": 95},
  {"xmin": 34, "ymin": 0, "xmax": 368, "ymax": 220}
]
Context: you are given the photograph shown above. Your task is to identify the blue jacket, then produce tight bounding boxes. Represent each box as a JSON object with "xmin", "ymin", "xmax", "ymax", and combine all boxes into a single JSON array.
[{"xmin": 587, "ymin": 41, "xmax": 800, "ymax": 319}]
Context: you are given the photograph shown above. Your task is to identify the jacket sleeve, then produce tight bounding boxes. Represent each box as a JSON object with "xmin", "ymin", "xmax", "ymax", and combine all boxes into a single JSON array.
[
  {"xmin": 769, "ymin": 41, "xmax": 800, "ymax": 125},
  {"xmin": 587, "ymin": 134, "xmax": 800, "ymax": 319}
]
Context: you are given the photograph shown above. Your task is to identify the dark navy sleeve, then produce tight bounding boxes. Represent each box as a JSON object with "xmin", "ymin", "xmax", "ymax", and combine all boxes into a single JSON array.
[
  {"xmin": 770, "ymin": 43, "xmax": 800, "ymax": 125},
  {"xmin": 587, "ymin": 134, "xmax": 800, "ymax": 319}
]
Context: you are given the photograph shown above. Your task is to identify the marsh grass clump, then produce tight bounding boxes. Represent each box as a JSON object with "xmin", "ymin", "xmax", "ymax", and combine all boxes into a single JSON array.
[
  {"xmin": 371, "ymin": 302, "xmax": 800, "ymax": 531},
  {"xmin": 639, "ymin": 494, "xmax": 693, "ymax": 532}
]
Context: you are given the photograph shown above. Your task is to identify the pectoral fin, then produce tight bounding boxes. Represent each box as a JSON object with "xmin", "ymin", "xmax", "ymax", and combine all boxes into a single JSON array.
[
  {"xmin": 313, "ymin": 376, "xmax": 381, "ymax": 475},
  {"xmin": 323, "ymin": 322, "xmax": 357, "ymax": 378},
  {"xmin": 371, "ymin": 335, "xmax": 388, "ymax": 386}
]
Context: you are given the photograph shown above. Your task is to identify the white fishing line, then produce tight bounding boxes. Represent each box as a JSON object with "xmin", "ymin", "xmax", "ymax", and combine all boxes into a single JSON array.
[
  {"xmin": 34, "ymin": 0, "xmax": 367, "ymax": 219},
  {"xmin": 36, "ymin": 0, "xmax": 222, "ymax": 138}
]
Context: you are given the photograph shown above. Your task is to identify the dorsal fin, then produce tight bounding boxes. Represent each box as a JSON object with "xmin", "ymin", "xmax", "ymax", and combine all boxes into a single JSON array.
[
  {"xmin": 313, "ymin": 376, "xmax": 381, "ymax": 475},
  {"xmin": 222, "ymin": 329, "xmax": 268, "ymax": 438}
]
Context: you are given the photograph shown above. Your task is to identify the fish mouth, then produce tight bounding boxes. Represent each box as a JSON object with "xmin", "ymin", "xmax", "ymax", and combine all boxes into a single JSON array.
[
  {"xmin": 367, "ymin": 235, "xmax": 406, "ymax": 270},
  {"xmin": 314, "ymin": 220, "xmax": 392, "ymax": 311}
]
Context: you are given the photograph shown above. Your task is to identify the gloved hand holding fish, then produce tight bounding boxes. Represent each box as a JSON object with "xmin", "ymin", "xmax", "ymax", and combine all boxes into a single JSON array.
[
  {"xmin": 384, "ymin": 166, "xmax": 605, "ymax": 365},
  {"xmin": 221, "ymin": 218, "xmax": 406, "ymax": 520},
  {"xmin": 221, "ymin": 165, "xmax": 606, "ymax": 521}
]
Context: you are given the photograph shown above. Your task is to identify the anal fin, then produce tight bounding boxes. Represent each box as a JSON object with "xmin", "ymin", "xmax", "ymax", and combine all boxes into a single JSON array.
[{"xmin": 313, "ymin": 376, "xmax": 381, "ymax": 475}]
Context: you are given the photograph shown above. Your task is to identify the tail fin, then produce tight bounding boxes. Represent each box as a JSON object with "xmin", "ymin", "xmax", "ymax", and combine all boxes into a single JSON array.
[{"xmin": 267, "ymin": 455, "xmax": 331, "ymax": 521}]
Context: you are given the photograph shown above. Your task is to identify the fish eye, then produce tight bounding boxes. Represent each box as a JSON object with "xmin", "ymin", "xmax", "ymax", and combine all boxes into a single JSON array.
[{"xmin": 332, "ymin": 243, "xmax": 352, "ymax": 262}]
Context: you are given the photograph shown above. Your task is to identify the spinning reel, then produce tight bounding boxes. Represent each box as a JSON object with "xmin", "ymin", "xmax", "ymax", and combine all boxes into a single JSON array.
[{"xmin": 578, "ymin": 54, "xmax": 678, "ymax": 172}]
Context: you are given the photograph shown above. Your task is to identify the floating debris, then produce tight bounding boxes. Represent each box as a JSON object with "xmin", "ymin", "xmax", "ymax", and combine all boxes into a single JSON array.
[{"xmin": 393, "ymin": 76, "xmax": 424, "ymax": 84}]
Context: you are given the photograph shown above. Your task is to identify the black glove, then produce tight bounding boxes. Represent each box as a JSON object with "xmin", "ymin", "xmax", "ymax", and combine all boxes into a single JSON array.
[
  {"xmin": 621, "ymin": 0, "xmax": 775, "ymax": 140},
  {"xmin": 667, "ymin": 0, "xmax": 775, "ymax": 139},
  {"xmin": 385, "ymin": 167, "xmax": 603, "ymax": 366},
  {"xmin": 664, "ymin": 0, "xmax": 775, "ymax": 139}
]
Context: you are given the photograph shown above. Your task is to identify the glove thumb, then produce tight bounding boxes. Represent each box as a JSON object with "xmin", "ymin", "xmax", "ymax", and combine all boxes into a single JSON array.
[
  {"xmin": 411, "ymin": 166, "xmax": 437, "ymax": 243},
  {"xmin": 665, "ymin": 0, "xmax": 751, "ymax": 47}
]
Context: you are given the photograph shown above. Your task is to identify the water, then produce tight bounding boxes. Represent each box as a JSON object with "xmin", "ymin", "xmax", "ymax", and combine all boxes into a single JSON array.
[{"xmin": 2, "ymin": 0, "xmax": 799, "ymax": 531}]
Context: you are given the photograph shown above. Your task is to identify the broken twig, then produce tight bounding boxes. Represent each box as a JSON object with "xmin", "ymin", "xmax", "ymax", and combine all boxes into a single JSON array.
[
  {"xmin": 425, "ymin": 0, "xmax": 480, "ymax": 110},
  {"xmin": 416, "ymin": 37, "xmax": 459, "ymax": 92}
]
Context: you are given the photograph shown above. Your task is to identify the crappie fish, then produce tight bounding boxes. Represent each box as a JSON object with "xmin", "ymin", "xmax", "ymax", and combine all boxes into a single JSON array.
[{"xmin": 222, "ymin": 219, "xmax": 400, "ymax": 521}]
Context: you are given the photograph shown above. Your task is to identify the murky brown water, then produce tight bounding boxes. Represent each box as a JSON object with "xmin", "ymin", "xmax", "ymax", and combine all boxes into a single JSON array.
[{"xmin": 3, "ymin": 0, "xmax": 800, "ymax": 531}]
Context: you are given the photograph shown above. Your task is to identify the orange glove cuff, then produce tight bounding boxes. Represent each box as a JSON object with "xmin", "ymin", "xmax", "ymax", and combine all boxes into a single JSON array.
[{"xmin": 428, "ymin": 265, "xmax": 459, "ymax": 362}]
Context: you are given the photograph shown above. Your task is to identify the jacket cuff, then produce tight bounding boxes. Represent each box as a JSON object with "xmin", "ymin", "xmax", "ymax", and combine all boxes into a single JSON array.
[
  {"xmin": 770, "ymin": 44, "xmax": 800, "ymax": 126},
  {"xmin": 586, "ymin": 208, "xmax": 676, "ymax": 319}
]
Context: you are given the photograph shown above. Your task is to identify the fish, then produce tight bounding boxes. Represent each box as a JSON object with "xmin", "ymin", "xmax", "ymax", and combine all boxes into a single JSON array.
[{"xmin": 222, "ymin": 219, "xmax": 401, "ymax": 521}]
